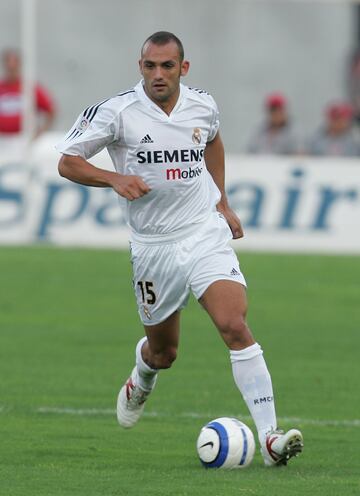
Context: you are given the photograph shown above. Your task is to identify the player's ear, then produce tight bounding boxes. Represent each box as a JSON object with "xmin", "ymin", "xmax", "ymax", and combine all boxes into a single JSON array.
[
  {"xmin": 180, "ymin": 60, "xmax": 190, "ymax": 77},
  {"xmin": 138, "ymin": 59, "xmax": 143, "ymax": 75}
]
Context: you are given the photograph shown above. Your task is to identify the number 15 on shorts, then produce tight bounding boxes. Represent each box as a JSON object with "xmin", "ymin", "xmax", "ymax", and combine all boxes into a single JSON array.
[{"xmin": 137, "ymin": 281, "xmax": 156, "ymax": 305}]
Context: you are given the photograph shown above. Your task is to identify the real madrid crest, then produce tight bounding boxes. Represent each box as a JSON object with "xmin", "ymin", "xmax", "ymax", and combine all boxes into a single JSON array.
[{"xmin": 192, "ymin": 128, "xmax": 201, "ymax": 145}]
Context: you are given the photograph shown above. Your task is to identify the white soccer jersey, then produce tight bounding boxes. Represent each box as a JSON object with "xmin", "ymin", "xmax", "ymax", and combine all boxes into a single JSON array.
[{"xmin": 56, "ymin": 80, "xmax": 221, "ymax": 239}]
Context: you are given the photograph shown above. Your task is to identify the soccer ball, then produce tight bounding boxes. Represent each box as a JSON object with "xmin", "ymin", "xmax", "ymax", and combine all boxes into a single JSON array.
[{"xmin": 196, "ymin": 417, "xmax": 255, "ymax": 469}]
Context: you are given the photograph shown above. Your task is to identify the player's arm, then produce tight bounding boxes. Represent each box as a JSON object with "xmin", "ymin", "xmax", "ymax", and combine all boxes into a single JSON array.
[
  {"xmin": 58, "ymin": 154, "xmax": 150, "ymax": 201},
  {"xmin": 204, "ymin": 132, "xmax": 244, "ymax": 239}
]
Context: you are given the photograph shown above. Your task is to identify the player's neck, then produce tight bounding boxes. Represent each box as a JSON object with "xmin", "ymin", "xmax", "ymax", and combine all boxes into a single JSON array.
[{"xmin": 147, "ymin": 88, "xmax": 180, "ymax": 116}]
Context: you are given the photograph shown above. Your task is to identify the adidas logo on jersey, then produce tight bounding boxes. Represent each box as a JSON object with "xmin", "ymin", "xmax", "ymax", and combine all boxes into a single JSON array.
[
  {"xmin": 230, "ymin": 268, "xmax": 240, "ymax": 276},
  {"xmin": 140, "ymin": 134, "xmax": 154, "ymax": 143}
]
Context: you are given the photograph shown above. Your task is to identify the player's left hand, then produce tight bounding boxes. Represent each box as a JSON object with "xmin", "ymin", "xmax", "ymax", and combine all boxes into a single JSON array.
[{"xmin": 217, "ymin": 206, "xmax": 244, "ymax": 239}]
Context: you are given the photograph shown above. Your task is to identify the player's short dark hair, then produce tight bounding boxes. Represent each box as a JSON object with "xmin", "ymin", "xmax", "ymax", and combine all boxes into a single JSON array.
[{"xmin": 141, "ymin": 31, "xmax": 184, "ymax": 61}]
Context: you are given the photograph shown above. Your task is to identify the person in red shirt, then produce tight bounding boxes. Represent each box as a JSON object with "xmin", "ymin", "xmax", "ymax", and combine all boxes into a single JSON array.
[{"xmin": 0, "ymin": 48, "xmax": 55, "ymax": 138}]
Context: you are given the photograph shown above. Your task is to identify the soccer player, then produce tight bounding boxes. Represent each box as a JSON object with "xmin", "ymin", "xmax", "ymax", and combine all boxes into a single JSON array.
[{"xmin": 56, "ymin": 31, "xmax": 303, "ymax": 466}]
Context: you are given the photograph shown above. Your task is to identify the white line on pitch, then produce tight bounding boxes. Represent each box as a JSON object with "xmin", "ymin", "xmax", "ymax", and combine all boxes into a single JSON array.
[
  {"xmin": 37, "ymin": 407, "xmax": 115, "ymax": 415},
  {"xmin": 32, "ymin": 407, "xmax": 360, "ymax": 427}
]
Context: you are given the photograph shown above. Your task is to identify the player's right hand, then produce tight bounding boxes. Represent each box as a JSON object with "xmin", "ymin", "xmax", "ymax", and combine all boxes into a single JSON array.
[{"xmin": 111, "ymin": 174, "xmax": 151, "ymax": 201}]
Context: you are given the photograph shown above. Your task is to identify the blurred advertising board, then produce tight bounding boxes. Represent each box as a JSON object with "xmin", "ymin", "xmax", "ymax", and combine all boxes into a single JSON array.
[{"xmin": 0, "ymin": 133, "xmax": 359, "ymax": 253}]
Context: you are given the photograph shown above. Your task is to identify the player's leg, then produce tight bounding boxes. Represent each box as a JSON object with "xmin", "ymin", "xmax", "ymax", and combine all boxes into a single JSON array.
[
  {"xmin": 199, "ymin": 280, "xmax": 277, "ymax": 441},
  {"xmin": 199, "ymin": 280, "xmax": 303, "ymax": 465},
  {"xmin": 117, "ymin": 237, "xmax": 189, "ymax": 428},
  {"xmin": 199, "ymin": 279, "xmax": 254, "ymax": 349},
  {"xmin": 142, "ymin": 310, "xmax": 180, "ymax": 369},
  {"xmin": 117, "ymin": 311, "xmax": 180, "ymax": 428},
  {"xmin": 188, "ymin": 213, "xmax": 276, "ymax": 445},
  {"xmin": 136, "ymin": 310, "xmax": 181, "ymax": 391}
]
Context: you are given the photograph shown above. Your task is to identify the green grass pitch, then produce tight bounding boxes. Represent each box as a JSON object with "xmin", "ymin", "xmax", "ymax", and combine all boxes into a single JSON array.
[{"xmin": 0, "ymin": 246, "xmax": 359, "ymax": 496}]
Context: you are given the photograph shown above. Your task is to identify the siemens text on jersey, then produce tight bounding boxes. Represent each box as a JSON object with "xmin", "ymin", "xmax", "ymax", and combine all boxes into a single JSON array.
[{"xmin": 136, "ymin": 148, "xmax": 204, "ymax": 164}]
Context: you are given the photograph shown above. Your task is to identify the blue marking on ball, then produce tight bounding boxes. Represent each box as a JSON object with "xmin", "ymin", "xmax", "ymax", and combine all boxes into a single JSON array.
[
  {"xmin": 239, "ymin": 426, "xmax": 248, "ymax": 465},
  {"xmin": 201, "ymin": 421, "xmax": 229, "ymax": 468}
]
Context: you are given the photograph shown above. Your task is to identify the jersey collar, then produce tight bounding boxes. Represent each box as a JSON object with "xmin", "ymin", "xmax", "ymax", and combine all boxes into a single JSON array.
[{"xmin": 135, "ymin": 80, "xmax": 186, "ymax": 117}]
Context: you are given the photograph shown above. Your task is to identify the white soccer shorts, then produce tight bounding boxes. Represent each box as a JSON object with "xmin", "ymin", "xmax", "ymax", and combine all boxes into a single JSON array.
[{"xmin": 130, "ymin": 211, "xmax": 246, "ymax": 325}]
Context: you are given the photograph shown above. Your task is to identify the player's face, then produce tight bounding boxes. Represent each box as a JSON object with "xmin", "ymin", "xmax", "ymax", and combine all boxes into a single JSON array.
[{"xmin": 139, "ymin": 41, "xmax": 189, "ymax": 110}]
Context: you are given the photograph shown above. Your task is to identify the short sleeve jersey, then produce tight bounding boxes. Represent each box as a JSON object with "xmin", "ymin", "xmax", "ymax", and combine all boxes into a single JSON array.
[{"xmin": 56, "ymin": 81, "xmax": 221, "ymax": 238}]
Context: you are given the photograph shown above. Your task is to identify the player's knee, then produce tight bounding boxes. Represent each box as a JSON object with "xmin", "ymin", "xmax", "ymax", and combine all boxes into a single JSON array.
[
  {"xmin": 218, "ymin": 315, "xmax": 252, "ymax": 348},
  {"xmin": 151, "ymin": 347, "xmax": 177, "ymax": 369}
]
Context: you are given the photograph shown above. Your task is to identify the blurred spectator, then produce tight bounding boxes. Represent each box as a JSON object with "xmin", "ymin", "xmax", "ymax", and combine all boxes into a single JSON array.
[
  {"xmin": 307, "ymin": 102, "xmax": 360, "ymax": 157},
  {"xmin": 0, "ymin": 48, "xmax": 55, "ymax": 138},
  {"xmin": 247, "ymin": 92, "xmax": 300, "ymax": 155},
  {"xmin": 347, "ymin": 49, "xmax": 360, "ymax": 126}
]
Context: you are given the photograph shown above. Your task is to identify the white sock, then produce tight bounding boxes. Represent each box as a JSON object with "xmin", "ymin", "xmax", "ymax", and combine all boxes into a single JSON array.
[
  {"xmin": 230, "ymin": 343, "xmax": 277, "ymax": 445},
  {"xmin": 135, "ymin": 337, "xmax": 158, "ymax": 392}
]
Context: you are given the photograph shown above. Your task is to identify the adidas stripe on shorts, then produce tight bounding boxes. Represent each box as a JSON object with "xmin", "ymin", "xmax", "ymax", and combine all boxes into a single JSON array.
[{"xmin": 130, "ymin": 211, "xmax": 247, "ymax": 325}]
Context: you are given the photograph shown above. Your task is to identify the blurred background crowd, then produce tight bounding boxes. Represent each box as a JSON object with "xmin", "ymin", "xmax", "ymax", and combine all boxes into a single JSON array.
[{"xmin": 1, "ymin": 0, "xmax": 360, "ymax": 158}]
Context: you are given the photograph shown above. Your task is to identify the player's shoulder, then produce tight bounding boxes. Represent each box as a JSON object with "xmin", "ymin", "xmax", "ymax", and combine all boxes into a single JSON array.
[
  {"xmin": 66, "ymin": 89, "xmax": 138, "ymax": 137},
  {"xmin": 185, "ymin": 85, "xmax": 218, "ymax": 109},
  {"xmin": 100, "ymin": 88, "xmax": 139, "ymax": 114},
  {"xmin": 76, "ymin": 88, "xmax": 138, "ymax": 129}
]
